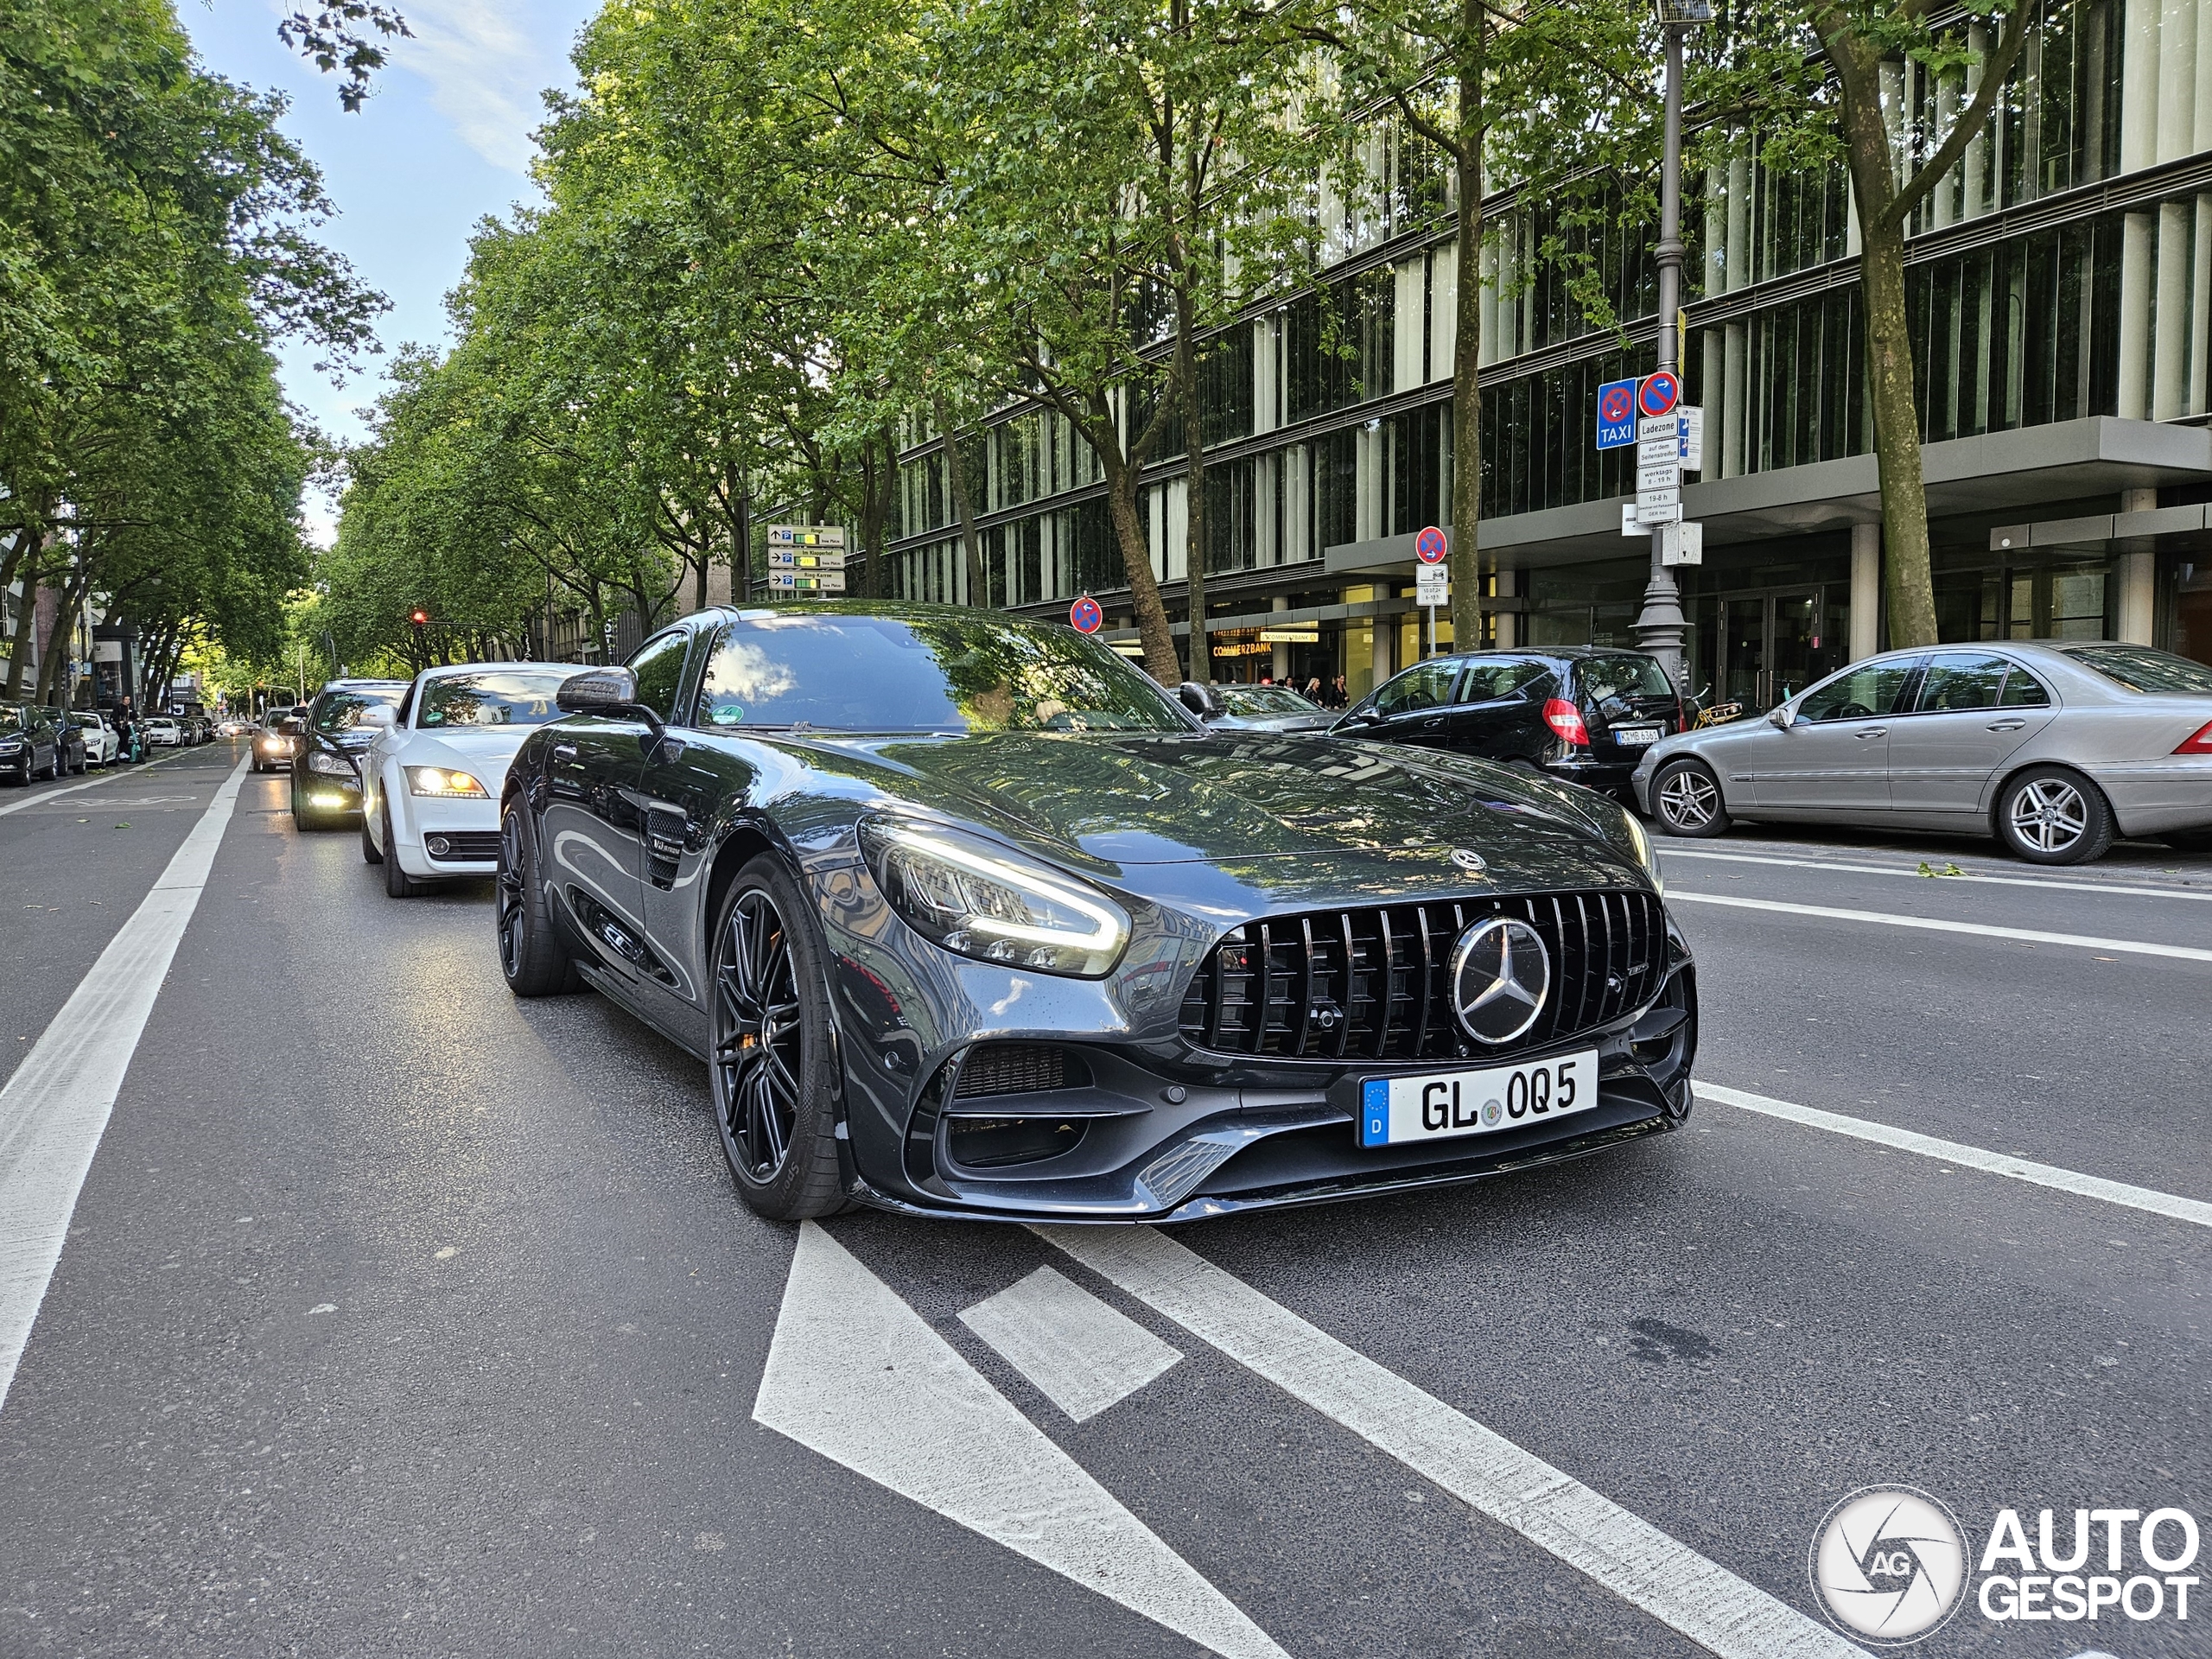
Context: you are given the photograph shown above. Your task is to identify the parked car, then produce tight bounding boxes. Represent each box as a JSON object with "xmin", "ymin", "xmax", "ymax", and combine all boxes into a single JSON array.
[
  {"xmin": 38, "ymin": 708, "xmax": 87, "ymax": 774},
  {"xmin": 290, "ymin": 679, "xmax": 408, "ymax": 829},
  {"xmin": 0, "ymin": 705, "xmax": 61, "ymax": 783},
  {"xmin": 143, "ymin": 717, "xmax": 182, "ymax": 747},
  {"xmin": 72, "ymin": 712, "xmax": 120, "ymax": 766},
  {"xmin": 253, "ymin": 715, "xmax": 303, "ymax": 772},
  {"xmin": 1177, "ymin": 682, "xmax": 1338, "ymax": 734},
  {"xmin": 496, "ymin": 603, "xmax": 1689, "ymax": 1224},
  {"xmin": 359, "ymin": 662, "xmax": 582, "ymax": 896},
  {"xmin": 1335, "ymin": 648, "xmax": 1685, "ymax": 800},
  {"xmin": 1635, "ymin": 642, "xmax": 2212, "ymax": 864}
]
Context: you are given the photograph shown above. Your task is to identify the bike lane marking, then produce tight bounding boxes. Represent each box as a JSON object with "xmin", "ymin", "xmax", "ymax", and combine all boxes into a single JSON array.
[
  {"xmin": 1666, "ymin": 890, "xmax": 2212, "ymax": 962},
  {"xmin": 1036, "ymin": 1224, "xmax": 1864, "ymax": 1659},
  {"xmin": 0, "ymin": 747, "xmax": 207, "ymax": 822},
  {"xmin": 0, "ymin": 756, "xmax": 248, "ymax": 1411},
  {"xmin": 1696, "ymin": 1083, "xmax": 2212, "ymax": 1228}
]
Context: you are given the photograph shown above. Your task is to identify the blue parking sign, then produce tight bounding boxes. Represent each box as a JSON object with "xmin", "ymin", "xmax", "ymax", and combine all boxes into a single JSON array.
[{"xmin": 1596, "ymin": 378, "xmax": 1638, "ymax": 449}]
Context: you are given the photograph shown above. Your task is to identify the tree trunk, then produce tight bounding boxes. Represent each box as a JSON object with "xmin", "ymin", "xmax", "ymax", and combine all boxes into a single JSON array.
[
  {"xmin": 1176, "ymin": 294, "xmax": 1208, "ymax": 685},
  {"xmin": 1446, "ymin": 3, "xmax": 1487, "ymax": 655},
  {"xmin": 1854, "ymin": 210, "xmax": 1936, "ymax": 648},
  {"xmin": 859, "ymin": 428, "xmax": 899, "ymax": 600},
  {"xmin": 935, "ymin": 397, "xmax": 988, "ymax": 607},
  {"xmin": 2, "ymin": 541, "xmax": 43, "ymax": 699},
  {"xmin": 1100, "ymin": 449, "xmax": 1180, "ymax": 684}
]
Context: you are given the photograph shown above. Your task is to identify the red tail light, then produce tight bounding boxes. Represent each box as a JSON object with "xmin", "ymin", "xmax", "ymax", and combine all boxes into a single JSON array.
[
  {"xmin": 2177, "ymin": 720, "xmax": 2212, "ymax": 755},
  {"xmin": 1543, "ymin": 697, "xmax": 1589, "ymax": 747}
]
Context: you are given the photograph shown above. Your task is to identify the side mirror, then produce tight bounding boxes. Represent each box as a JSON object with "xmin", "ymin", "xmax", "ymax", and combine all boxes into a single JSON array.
[
  {"xmin": 1178, "ymin": 681, "xmax": 1223, "ymax": 720},
  {"xmin": 360, "ymin": 705, "xmax": 395, "ymax": 728},
  {"xmin": 1767, "ymin": 704, "xmax": 1795, "ymax": 729},
  {"xmin": 556, "ymin": 667, "xmax": 639, "ymax": 714},
  {"xmin": 1351, "ymin": 708, "xmax": 1385, "ymax": 726}
]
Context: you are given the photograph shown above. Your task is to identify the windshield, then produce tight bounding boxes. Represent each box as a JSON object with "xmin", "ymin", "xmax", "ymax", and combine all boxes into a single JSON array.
[
  {"xmin": 695, "ymin": 612, "xmax": 1190, "ymax": 734},
  {"xmin": 1218, "ymin": 685, "xmax": 1319, "ymax": 715},
  {"xmin": 0, "ymin": 709, "xmax": 22, "ymax": 732},
  {"xmin": 1579, "ymin": 654, "xmax": 1674, "ymax": 703},
  {"xmin": 2066, "ymin": 645, "xmax": 2212, "ymax": 696},
  {"xmin": 417, "ymin": 669, "xmax": 575, "ymax": 728},
  {"xmin": 312, "ymin": 687, "xmax": 403, "ymax": 734}
]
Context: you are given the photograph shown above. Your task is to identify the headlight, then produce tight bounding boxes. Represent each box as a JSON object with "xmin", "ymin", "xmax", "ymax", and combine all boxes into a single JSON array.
[
  {"xmin": 1620, "ymin": 805, "xmax": 1662, "ymax": 894},
  {"xmin": 259, "ymin": 735, "xmax": 283, "ymax": 750},
  {"xmin": 307, "ymin": 750, "xmax": 355, "ymax": 777},
  {"xmin": 405, "ymin": 766, "xmax": 487, "ymax": 798},
  {"xmin": 860, "ymin": 819, "xmax": 1129, "ymax": 977}
]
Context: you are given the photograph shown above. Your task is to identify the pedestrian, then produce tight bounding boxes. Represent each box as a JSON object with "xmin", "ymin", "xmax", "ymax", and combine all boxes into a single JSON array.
[
  {"xmin": 1303, "ymin": 676, "xmax": 1322, "ymax": 702},
  {"xmin": 1330, "ymin": 675, "xmax": 1348, "ymax": 708}
]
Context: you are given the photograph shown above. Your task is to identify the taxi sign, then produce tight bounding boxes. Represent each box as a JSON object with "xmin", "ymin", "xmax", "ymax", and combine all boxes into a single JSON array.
[
  {"xmin": 1597, "ymin": 378, "xmax": 1637, "ymax": 449},
  {"xmin": 1069, "ymin": 595, "xmax": 1103, "ymax": 634}
]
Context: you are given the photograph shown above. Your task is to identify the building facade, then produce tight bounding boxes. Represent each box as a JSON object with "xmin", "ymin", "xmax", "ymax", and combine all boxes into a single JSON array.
[{"xmin": 883, "ymin": 0, "xmax": 2212, "ymax": 704}]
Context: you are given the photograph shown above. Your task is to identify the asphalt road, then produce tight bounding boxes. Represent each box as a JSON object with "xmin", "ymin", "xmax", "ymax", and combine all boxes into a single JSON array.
[{"xmin": 0, "ymin": 747, "xmax": 2204, "ymax": 1658}]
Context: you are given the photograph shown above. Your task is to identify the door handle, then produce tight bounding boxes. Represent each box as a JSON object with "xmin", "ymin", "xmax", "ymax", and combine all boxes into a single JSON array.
[
  {"xmin": 1419, "ymin": 716, "xmax": 1444, "ymax": 729},
  {"xmin": 551, "ymin": 743, "xmax": 578, "ymax": 761},
  {"xmin": 1853, "ymin": 727, "xmax": 1886, "ymax": 739},
  {"xmin": 1985, "ymin": 718, "xmax": 2026, "ymax": 731}
]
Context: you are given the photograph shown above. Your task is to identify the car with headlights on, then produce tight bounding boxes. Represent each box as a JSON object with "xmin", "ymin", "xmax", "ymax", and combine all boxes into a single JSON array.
[
  {"xmin": 290, "ymin": 679, "xmax": 406, "ymax": 830},
  {"xmin": 253, "ymin": 715, "xmax": 303, "ymax": 772},
  {"xmin": 495, "ymin": 603, "xmax": 1694, "ymax": 1224},
  {"xmin": 1634, "ymin": 642, "xmax": 2212, "ymax": 863},
  {"xmin": 359, "ymin": 662, "xmax": 582, "ymax": 896}
]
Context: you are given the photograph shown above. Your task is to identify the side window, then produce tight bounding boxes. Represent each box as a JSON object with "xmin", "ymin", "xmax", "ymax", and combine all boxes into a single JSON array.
[
  {"xmin": 1796, "ymin": 661, "xmax": 1916, "ymax": 722},
  {"xmin": 395, "ymin": 681, "xmax": 417, "ymax": 728},
  {"xmin": 1914, "ymin": 652, "xmax": 2009, "ymax": 712},
  {"xmin": 627, "ymin": 628, "xmax": 692, "ymax": 721},
  {"xmin": 1373, "ymin": 660, "xmax": 1461, "ymax": 717},
  {"xmin": 1459, "ymin": 659, "xmax": 1550, "ymax": 702},
  {"xmin": 1999, "ymin": 664, "xmax": 2051, "ymax": 707}
]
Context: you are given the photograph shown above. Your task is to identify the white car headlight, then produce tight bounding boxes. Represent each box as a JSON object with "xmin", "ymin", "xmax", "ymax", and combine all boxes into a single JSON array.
[
  {"xmin": 405, "ymin": 766, "xmax": 487, "ymax": 798},
  {"xmin": 307, "ymin": 749, "xmax": 354, "ymax": 776},
  {"xmin": 860, "ymin": 819, "xmax": 1129, "ymax": 977}
]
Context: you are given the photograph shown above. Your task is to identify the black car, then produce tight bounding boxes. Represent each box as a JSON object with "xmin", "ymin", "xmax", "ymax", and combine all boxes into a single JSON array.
[
  {"xmin": 1178, "ymin": 681, "xmax": 1338, "ymax": 734},
  {"xmin": 497, "ymin": 603, "xmax": 1694, "ymax": 1224},
  {"xmin": 39, "ymin": 707, "xmax": 87, "ymax": 775},
  {"xmin": 0, "ymin": 705, "xmax": 61, "ymax": 784},
  {"xmin": 290, "ymin": 679, "xmax": 406, "ymax": 827},
  {"xmin": 1336, "ymin": 648, "xmax": 1685, "ymax": 799}
]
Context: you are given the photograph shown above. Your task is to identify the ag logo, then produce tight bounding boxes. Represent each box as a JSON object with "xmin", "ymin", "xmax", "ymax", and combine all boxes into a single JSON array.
[
  {"xmin": 1447, "ymin": 917, "xmax": 1549, "ymax": 1045},
  {"xmin": 1809, "ymin": 1486, "xmax": 1970, "ymax": 1645}
]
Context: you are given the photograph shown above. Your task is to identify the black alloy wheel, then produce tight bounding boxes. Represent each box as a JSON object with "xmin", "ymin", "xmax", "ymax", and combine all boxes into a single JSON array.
[
  {"xmin": 495, "ymin": 799, "xmax": 578, "ymax": 996},
  {"xmin": 709, "ymin": 856, "xmax": 843, "ymax": 1220},
  {"xmin": 1651, "ymin": 757, "xmax": 1732, "ymax": 838},
  {"xmin": 1994, "ymin": 765, "xmax": 2113, "ymax": 865}
]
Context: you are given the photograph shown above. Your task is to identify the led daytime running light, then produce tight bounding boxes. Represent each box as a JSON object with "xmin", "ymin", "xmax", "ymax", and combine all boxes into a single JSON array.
[{"xmin": 864, "ymin": 821, "xmax": 1128, "ymax": 977}]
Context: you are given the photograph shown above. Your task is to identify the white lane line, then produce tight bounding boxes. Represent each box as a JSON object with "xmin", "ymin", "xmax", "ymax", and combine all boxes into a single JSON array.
[
  {"xmin": 1038, "ymin": 1225, "xmax": 1861, "ymax": 1659},
  {"xmin": 961, "ymin": 1264, "xmax": 1182, "ymax": 1423},
  {"xmin": 1697, "ymin": 1084, "xmax": 2212, "ymax": 1229},
  {"xmin": 1668, "ymin": 891, "xmax": 2212, "ymax": 963},
  {"xmin": 753, "ymin": 1224, "xmax": 1287, "ymax": 1659},
  {"xmin": 1661, "ymin": 847, "xmax": 2212, "ymax": 902},
  {"xmin": 0, "ymin": 749, "xmax": 202, "ymax": 821},
  {"xmin": 0, "ymin": 757, "xmax": 248, "ymax": 1411}
]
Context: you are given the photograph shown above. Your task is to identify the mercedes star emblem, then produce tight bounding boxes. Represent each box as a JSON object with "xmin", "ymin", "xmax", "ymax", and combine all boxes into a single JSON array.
[
  {"xmin": 1449, "ymin": 848, "xmax": 1486, "ymax": 873},
  {"xmin": 1447, "ymin": 916, "xmax": 1551, "ymax": 1045}
]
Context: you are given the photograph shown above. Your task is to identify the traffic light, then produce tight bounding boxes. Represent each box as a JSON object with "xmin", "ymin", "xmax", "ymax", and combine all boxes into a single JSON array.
[{"xmin": 410, "ymin": 608, "xmax": 429, "ymax": 627}]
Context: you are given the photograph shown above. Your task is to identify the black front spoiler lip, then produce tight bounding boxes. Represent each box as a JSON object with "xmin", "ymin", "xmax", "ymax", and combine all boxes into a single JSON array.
[{"xmin": 843, "ymin": 1106, "xmax": 1683, "ymax": 1225}]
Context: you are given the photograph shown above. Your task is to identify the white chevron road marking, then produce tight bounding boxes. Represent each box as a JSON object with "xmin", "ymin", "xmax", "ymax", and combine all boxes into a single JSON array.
[
  {"xmin": 960, "ymin": 1263, "xmax": 1181, "ymax": 1423},
  {"xmin": 753, "ymin": 1224, "xmax": 1287, "ymax": 1659}
]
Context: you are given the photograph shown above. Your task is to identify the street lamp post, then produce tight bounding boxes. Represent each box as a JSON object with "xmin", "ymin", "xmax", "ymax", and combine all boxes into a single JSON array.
[{"xmin": 1632, "ymin": 0, "xmax": 1710, "ymax": 693}]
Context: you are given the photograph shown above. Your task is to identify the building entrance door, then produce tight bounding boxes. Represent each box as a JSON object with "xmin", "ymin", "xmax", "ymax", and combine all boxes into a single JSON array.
[{"xmin": 1717, "ymin": 589, "xmax": 1822, "ymax": 711}]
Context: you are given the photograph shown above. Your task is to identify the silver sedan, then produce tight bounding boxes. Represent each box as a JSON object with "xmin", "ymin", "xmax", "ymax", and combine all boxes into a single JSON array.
[{"xmin": 1631, "ymin": 642, "xmax": 2212, "ymax": 864}]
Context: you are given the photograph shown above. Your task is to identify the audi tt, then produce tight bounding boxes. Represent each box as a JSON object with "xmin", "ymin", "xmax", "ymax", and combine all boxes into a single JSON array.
[{"xmin": 495, "ymin": 603, "xmax": 1697, "ymax": 1222}]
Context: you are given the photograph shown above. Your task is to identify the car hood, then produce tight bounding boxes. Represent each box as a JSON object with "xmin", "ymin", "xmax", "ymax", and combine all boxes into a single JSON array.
[{"xmin": 779, "ymin": 730, "xmax": 1637, "ymax": 882}]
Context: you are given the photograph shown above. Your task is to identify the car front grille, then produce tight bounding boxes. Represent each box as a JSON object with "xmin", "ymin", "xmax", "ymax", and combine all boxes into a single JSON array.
[
  {"xmin": 427, "ymin": 831, "xmax": 501, "ymax": 861},
  {"xmin": 1177, "ymin": 890, "xmax": 1669, "ymax": 1063}
]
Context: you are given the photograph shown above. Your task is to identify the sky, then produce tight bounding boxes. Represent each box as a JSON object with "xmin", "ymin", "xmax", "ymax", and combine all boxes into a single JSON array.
[{"xmin": 180, "ymin": 0, "xmax": 601, "ymax": 538}]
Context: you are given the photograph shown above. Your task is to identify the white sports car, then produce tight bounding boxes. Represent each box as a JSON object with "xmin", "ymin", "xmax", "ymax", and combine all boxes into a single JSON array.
[{"xmin": 359, "ymin": 662, "xmax": 583, "ymax": 896}]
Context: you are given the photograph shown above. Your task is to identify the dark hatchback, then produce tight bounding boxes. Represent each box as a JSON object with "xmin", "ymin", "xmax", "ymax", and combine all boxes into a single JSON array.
[
  {"xmin": 495, "ymin": 603, "xmax": 1694, "ymax": 1224},
  {"xmin": 1336, "ymin": 648, "xmax": 1685, "ymax": 798},
  {"xmin": 290, "ymin": 679, "xmax": 406, "ymax": 828}
]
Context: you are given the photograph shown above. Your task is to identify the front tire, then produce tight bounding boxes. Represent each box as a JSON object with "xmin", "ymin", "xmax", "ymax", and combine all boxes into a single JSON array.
[
  {"xmin": 1651, "ymin": 757, "xmax": 1732, "ymax": 838},
  {"xmin": 1994, "ymin": 765, "xmax": 2113, "ymax": 864},
  {"xmin": 709, "ymin": 856, "xmax": 844, "ymax": 1221},
  {"xmin": 380, "ymin": 802, "xmax": 423, "ymax": 896},
  {"xmin": 496, "ymin": 798, "xmax": 579, "ymax": 996}
]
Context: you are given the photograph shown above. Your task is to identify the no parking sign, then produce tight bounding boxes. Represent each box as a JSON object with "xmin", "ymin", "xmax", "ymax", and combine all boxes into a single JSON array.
[{"xmin": 1068, "ymin": 595, "xmax": 1103, "ymax": 634}]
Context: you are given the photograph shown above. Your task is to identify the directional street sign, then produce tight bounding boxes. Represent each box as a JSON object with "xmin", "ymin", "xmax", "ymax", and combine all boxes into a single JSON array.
[
  {"xmin": 1414, "ymin": 524, "xmax": 1448, "ymax": 564},
  {"xmin": 1637, "ymin": 372, "xmax": 1681, "ymax": 419},
  {"xmin": 1069, "ymin": 595, "xmax": 1103, "ymax": 634},
  {"xmin": 767, "ymin": 524, "xmax": 846, "ymax": 550},
  {"xmin": 767, "ymin": 549, "xmax": 849, "ymax": 570},
  {"xmin": 1596, "ymin": 378, "xmax": 1638, "ymax": 449},
  {"xmin": 767, "ymin": 569, "xmax": 846, "ymax": 594}
]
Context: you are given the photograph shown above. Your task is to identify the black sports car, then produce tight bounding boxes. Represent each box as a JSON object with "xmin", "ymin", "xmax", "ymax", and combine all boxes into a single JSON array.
[{"xmin": 498, "ymin": 603, "xmax": 1697, "ymax": 1223}]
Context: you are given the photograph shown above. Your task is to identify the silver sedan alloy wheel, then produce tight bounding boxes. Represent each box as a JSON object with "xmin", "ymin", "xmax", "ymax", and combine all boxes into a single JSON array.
[
  {"xmin": 1656, "ymin": 765, "xmax": 1722, "ymax": 831},
  {"xmin": 2005, "ymin": 775, "xmax": 2088, "ymax": 855}
]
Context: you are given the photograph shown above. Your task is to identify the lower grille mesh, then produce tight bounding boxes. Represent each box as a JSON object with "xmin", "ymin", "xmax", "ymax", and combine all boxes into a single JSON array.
[{"xmin": 1177, "ymin": 890, "xmax": 1667, "ymax": 1063}]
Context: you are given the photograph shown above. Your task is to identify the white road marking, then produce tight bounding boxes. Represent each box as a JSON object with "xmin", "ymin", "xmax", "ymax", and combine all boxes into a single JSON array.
[
  {"xmin": 1697, "ymin": 1084, "xmax": 2212, "ymax": 1229},
  {"xmin": 0, "ymin": 757, "xmax": 248, "ymax": 1411},
  {"xmin": 0, "ymin": 749, "xmax": 200, "ymax": 822},
  {"xmin": 961, "ymin": 1264, "xmax": 1182, "ymax": 1423},
  {"xmin": 1667, "ymin": 891, "xmax": 2212, "ymax": 963},
  {"xmin": 1038, "ymin": 1226, "xmax": 1861, "ymax": 1659},
  {"xmin": 754, "ymin": 1224, "xmax": 1287, "ymax": 1659},
  {"xmin": 1661, "ymin": 847, "xmax": 2212, "ymax": 902}
]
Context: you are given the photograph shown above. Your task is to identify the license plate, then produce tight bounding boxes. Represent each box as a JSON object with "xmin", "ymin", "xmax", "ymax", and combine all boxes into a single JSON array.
[
  {"xmin": 1611, "ymin": 725, "xmax": 1662, "ymax": 747},
  {"xmin": 1359, "ymin": 1051, "xmax": 1598, "ymax": 1147}
]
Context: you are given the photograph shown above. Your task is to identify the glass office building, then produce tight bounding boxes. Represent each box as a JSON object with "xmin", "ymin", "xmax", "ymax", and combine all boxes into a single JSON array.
[{"xmin": 884, "ymin": 0, "xmax": 2212, "ymax": 703}]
